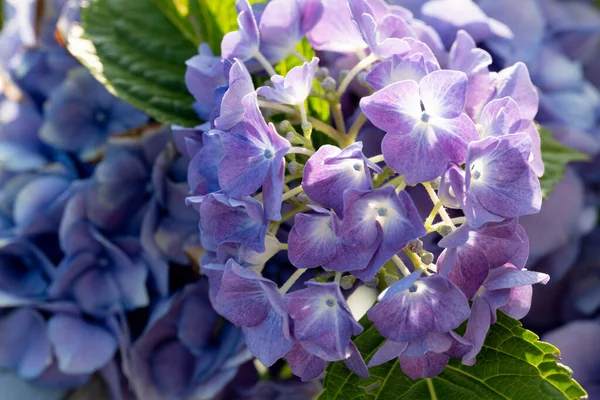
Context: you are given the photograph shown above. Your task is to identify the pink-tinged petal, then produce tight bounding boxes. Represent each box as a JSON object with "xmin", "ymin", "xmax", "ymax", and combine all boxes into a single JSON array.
[
  {"xmin": 420, "ymin": 70, "xmax": 468, "ymax": 119},
  {"xmin": 285, "ymin": 343, "xmax": 326, "ymax": 382},
  {"xmin": 399, "ymin": 352, "xmax": 449, "ymax": 380}
]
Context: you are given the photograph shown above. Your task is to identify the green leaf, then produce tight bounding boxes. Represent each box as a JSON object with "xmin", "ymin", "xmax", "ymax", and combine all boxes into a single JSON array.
[
  {"xmin": 153, "ymin": 0, "xmax": 239, "ymax": 54},
  {"xmin": 320, "ymin": 311, "xmax": 586, "ymax": 400},
  {"xmin": 539, "ymin": 127, "xmax": 588, "ymax": 198},
  {"xmin": 70, "ymin": 0, "xmax": 200, "ymax": 127}
]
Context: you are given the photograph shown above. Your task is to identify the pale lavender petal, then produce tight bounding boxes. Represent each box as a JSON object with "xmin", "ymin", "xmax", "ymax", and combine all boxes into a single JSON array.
[
  {"xmin": 420, "ymin": 70, "xmax": 468, "ymax": 119},
  {"xmin": 360, "ymin": 80, "xmax": 421, "ymax": 134}
]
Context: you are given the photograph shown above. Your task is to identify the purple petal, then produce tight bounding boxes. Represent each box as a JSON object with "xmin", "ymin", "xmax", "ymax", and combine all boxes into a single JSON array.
[
  {"xmin": 221, "ymin": 0, "xmax": 260, "ymax": 60},
  {"xmin": 420, "ymin": 70, "xmax": 468, "ymax": 119},
  {"xmin": 368, "ymin": 340, "xmax": 407, "ymax": 367},
  {"xmin": 360, "ymin": 80, "xmax": 421, "ymax": 134},
  {"xmin": 48, "ymin": 315, "xmax": 117, "ymax": 374},
  {"xmin": 399, "ymin": 352, "xmax": 449, "ymax": 380},
  {"xmin": 285, "ymin": 282, "xmax": 362, "ymax": 361},
  {"xmin": 214, "ymin": 60, "xmax": 254, "ymax": 131},
  {"xmin": 492, "ymin": 62, "xmax": 538, "ymax": 120},
  {"xmin": 242, "ymin": 308, "xmax": 294, "ymax": 367},
  {"xmin": 285, "ymin": 343, "xmax": 327, "ymax": 382},
  {"xmin": 288, "ymin": 210, "xmax": 338, "ymax": 269}
]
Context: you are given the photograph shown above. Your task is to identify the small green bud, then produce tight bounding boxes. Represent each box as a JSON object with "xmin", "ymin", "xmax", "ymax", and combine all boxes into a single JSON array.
[{"xmin": 420, "ymin": 252, "xmax": 434, "ymax": 265}]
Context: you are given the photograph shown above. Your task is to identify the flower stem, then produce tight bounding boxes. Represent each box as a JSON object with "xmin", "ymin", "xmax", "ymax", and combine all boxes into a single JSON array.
[
  {"xmin": 281, "ymin": 185, "xmax": 305, "ymax": 202},
  {"xmin": 422, "ymin": 182, "xmax": 455, "ymax": 229},
  {"xmin": 369, "ymin": 154, "xmax": 385, "ymax": 163},
  {"xmin": 288, "ymin": 147, "xmax": 315, "ymax": 157},
  {"xmin": 336, "ymin": 53, "xmax": 378, "ymax": 97},
  {"xmin": 392, "ymin": 255, "xmax": 411, "ymax": 277},
  {"xmin": 254, "ymin": 52, "xmax": 278, "ymax": 77},
  {"xmin": 332, "ymin": 102, "xmax": 347, "ymax": 136},
  {"xmin": 257, "ymin": 100, "xmax": 340, "ymax": 143},
  {"xmin": 280, "ymin": 268, "xmax": 307, "ymax": 294},
  {"xmin": 334, "ymin": 272, "xmax": 342, "ymax": 284},
  {"xmin": 346, "ymin": 112, "xmax": 368, "ymax": 144},
  {"xmin": 298, "ymin": 102, "xmax": 308, "ymax": 126}
]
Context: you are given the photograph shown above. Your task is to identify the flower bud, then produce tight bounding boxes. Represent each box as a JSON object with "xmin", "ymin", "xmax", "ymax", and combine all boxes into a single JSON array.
[
  {"xmin": 437, "ymin": 224, "xmax": 453, "ymax": 237},
  {"xmin": 315, "ymin": 67, "xmax": 330, "ymax": 81},
  {"xmin": 407, "ymin": 239, "xmax": 423, "ymax": 253},
  {"xmin": 321, "ymin": 77, "xmax": 337, "ymax": 92},
  {"xmin": 420, "ymin": 251, "xmax": 434, "ymax": 265},
  {"xmin": 340, "ymin": 275, "xmax": 356, "ymax": 290}
]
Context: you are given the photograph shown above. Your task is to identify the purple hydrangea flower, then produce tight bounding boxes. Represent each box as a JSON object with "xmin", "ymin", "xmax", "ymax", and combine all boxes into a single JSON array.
[
  {"xmin": 216, "ymin": 260, "xmax": 294, "ymax": 366},
  {"xmin": 222, "ymin": 0, "xmax": 322, "ymax": 65},
  {"xmin": 478, "ymin": 96, "xmax": 543, "ymax": 176},
  {"xmin": 185, "ymin": 44, "xmax": 227, "ymax": 120},
  {"xmin": 218, "ymin": 92, "xmax": 291, "ymax": 221},
  {"xmin": 368, "ymin": 271, "xmax": 470, "ymax": 343},
  {"xmin": 361, "ymin": 69, "xmax": 479, "ymax": 183},
  {"xmin": 437, "ymin": 218, "xmax": 529, "ymax": 299},
  {"xmin": 306, "ymin": 0, "xmax": 366, "ymax": 53},
  {"xmin": 419, "ymin": 0, "xmax": 512, "ymax": 48},
  {"xmin": 302, "ymin": 142, "xmax": 382, "ymax": 216},
  {"xmin": 335, "ymin": 186, "xmax": 425, "ymax": 281},
  {"xmin": 448, "ymin": 30, "xmax": 493, "ymax": 119},
  {"xmin": 221, "ymin": 0, "xmax": 260, "ymax": 61},
  {"xmin": 214, "ymin": 59, "xmax": 254, "ymax": 131},
  {"xmin": 39, "ymin": 67, "xmax": 148, "ymax": 161},
  {"xmin": 257, "ymin": 57, "xmax": 319, "ymax": 106},
  {"xmin": 368, "ymin": 331, "xmax": 472, "ymax": 379},
  {"xmin": 365, "ymin": 42, "xmax": 440, "ymax": 90},
  {"xmin": 127, "ymin": 280, "xmax": 248, "ymax": 400},
  {"xmin": 285, "ymin": 281, "xmax": 363, "ymax": 361},
  {"xmin": 288, "ymin": 206, "xmax": 340, "ymax": 270},
  {"xmin": 487, "ymin": 62, "xmax": 539, "ymax": 122},
  {"xmin": 184, "ymin": 128, "xmax": 224, "ymax": 196},
  {"xmin": 348, "ymin": 0, "xmax": 412, "ymax": 59},
  {"xmin": 462, "ymin": 264, "xmax": 549, "ymax": 365},
  {"xmin": 192, "ymin": 191, "xmax": 268, "ymax": 253},
  {"xmin": 441, "ymin": 133, "xmax": 542, "ymax": 228}
]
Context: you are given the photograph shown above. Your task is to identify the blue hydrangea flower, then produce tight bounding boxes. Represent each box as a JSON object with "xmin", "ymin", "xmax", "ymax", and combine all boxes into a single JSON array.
[
  {"xmin": 185, "ymin": 44, "xmax": 226, "ymax": 120},
  {"xmin": 127, "ymin": 280, "xmax": 249, "ymax": 400},
  {"xmin": 40, "ymin": 67, "xmax": 148, "ymax": 161}
]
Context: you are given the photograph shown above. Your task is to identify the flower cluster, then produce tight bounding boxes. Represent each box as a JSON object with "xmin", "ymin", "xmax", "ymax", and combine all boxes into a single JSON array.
[{"xmin": 184, "ymin": 0, "xmax": 554, "ymax": 381}]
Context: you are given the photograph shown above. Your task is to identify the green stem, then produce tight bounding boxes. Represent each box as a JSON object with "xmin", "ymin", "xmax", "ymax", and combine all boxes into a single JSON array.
[
  {"xmin": 253, "ymin": 51, "xmax": 277, "ymax": 77},
  {"xmin": 336, "ymin": 53, "xmax": 378, "ymax": 97},
  {"xmin": 281, "ymin": 185, "xmax": 304, "ymax": 202},
  {"xmin": 279, "ymin": 268, "xmax": 307, "ymax": 294}
]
